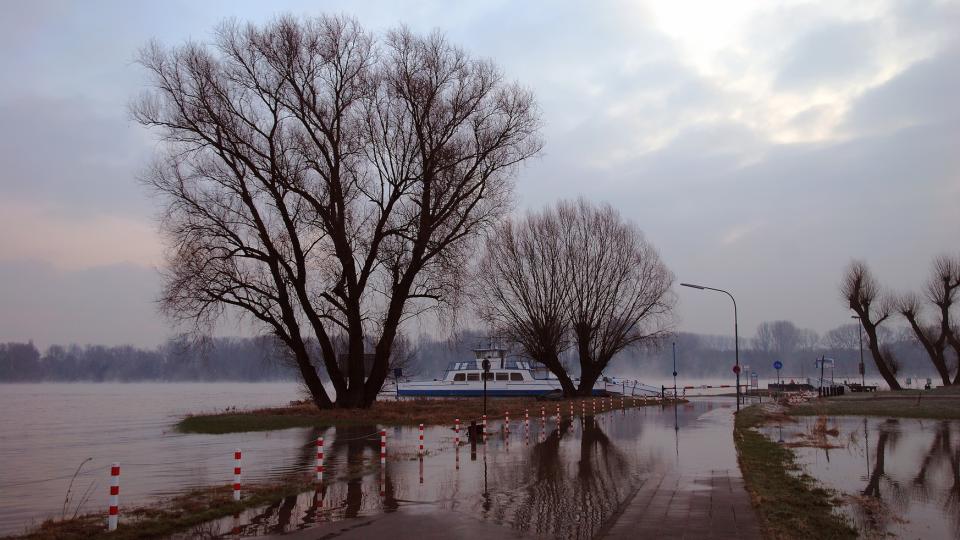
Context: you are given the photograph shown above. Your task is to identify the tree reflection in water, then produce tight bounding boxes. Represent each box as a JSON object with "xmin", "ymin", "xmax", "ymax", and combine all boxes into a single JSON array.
[
  {"xmin": 223, "ymin": 425, "xmax": 397, "ymax": 537},
  {"xmin": 853, "ymin": 418, "xmax": 960, "ymax": 537},
  {"xmin": 507, "ymin": 416, "xmax": 633, "ymax": 539}
]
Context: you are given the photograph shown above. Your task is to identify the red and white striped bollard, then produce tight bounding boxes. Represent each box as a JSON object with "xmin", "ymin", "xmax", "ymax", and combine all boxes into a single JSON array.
[
  {"xmin": 107, "ymin": 462, "xmax": 120, "ymax": 531},
  {"xmin": 233, "ymin": 449, "xmax": 242, "ymax": 501},
  {"xmin": 418, "ymin": 423, "xmax": 424, "ymax": 455},
  {"xmin": 454, "ymin": 418, "xmax": 460, "ymax": 445},
  {"xmin": 380, "ymin": 430, "xmax": 387, "ymax": 465},
  {"xmin": 316, "ymin": 437, "xmax": 324, "ymax": 482}
]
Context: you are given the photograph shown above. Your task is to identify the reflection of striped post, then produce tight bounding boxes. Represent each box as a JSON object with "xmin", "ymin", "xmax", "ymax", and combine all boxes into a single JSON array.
[
  {"xmin": 525, "ymin": 409, "xmax": 529, "ymax": 431},
  {"xmin": 556, "ymin": 404, "xmax": 560, "ymax": 424},
  {"xmin": 233, "ymin": 449, "xmax": 242, "ymax": 501},
  {"xmin": 380, "ymin": 430, "xmax": 387, "ymax": 465},
  {"xmin": 418, "ymin": 424, "xmax": 424, "ymax": 455},
  {"xmin": 581, "ymin": 401, "xmax": 585, "ymax": 417},
  {"xmin": 540, "ymin": 407, "xmax": 545, "ymax": 425},
  {"xmin": 107, "ymin": 462, "xmax": 120, "ymax": 531},
  {"xmin": 316, "ymin": 437, "xmax": 324, "ymax": 482},
  {"xmin": 454, "ymin": 418, "xmax": 460, "ymax": 445},
  {"xmin": 592, "ymin": 399, "xmax": 596, "ymax": 414},
  {"xmin": 570, "ymin": 402, "xmax": 574, "ymax": 417},
  {"xmin": 505, "ymin": 411, "xmax": 510, "ymax": 432}
]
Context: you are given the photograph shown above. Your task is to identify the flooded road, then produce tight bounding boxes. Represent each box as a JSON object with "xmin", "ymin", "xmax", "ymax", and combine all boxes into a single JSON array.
[
  {"xmin": 763, "ymin": 415, "xmax": 960, "ymax": 539},
  {"xmin": 173, "ymin": 399, "xmax": 757, "ymax": 539}
]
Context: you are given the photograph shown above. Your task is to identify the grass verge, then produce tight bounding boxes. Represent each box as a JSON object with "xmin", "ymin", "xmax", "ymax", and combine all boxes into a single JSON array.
[
  {"xmin": 789, "ymin": 395, "xmax": 960, "ymax": 420},
  {"xmin": 7, "ymin": 479, "xmax": 315, "ymax": 540},
  {"xmin": 734, "ymin": 405, "xmax": 857, "ymax": 539},
  {"xmin": 177, "ymin": 396, "xmax": 674, "ymax": 434}
]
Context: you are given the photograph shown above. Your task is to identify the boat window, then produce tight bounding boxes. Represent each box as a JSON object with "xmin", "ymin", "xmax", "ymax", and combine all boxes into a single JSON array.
[
  {"xmin": 482, "ymin": 372, "xmax": 494, "ymax": 381},
  {"xmin": 454, "ymin": 373, "xmax": 466, "ymax": 382},
  {"xmin": 510, "ymin": 373, "xmax": 524, "ymax": 381},
  {"xmin": 495, "ymin": 372, "xmax": 508, "ymax": 381},
  {"xmin": 467, "ymin": 373, "xmax": 480, "ymax": 381}
]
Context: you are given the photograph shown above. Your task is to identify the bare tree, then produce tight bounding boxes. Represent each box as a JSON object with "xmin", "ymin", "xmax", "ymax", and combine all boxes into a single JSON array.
[
  {"xmin": 474, "ymin": 199, "xmax": 674, "ymax": 396},
  {"xmin": 561, "ymin": 199, "xmax": 675, "ymax": 395},
  {"xmin": 753, "ymin": 320, "xmax": 799, "ymax": 359},
  {"xmin": 133, "ymin": 15, "xmax": 541, "ymax": 408},
  {"xmin": 841, "ymin": 261, "xmax": 902, "ymax": 390},
  {"xmin": 896, "ymin": 255, "xmax": 960, "ymax": 386},
  {"xmin": 474, "ymin": 209, "xmax": 577, "ymax": 395},
  {"xmin": 823, "ymin": 323, "xmax": 861, "ymax": 351}
]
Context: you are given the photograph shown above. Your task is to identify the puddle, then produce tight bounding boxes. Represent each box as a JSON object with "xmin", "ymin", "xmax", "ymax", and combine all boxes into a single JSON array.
[
  {"xmin": 169, "ymin": 399, "xmax": 740, "ymax": 538},
  {"xmin": 762, "ymin": 415, "xmax": 960, "ymax": 539}
]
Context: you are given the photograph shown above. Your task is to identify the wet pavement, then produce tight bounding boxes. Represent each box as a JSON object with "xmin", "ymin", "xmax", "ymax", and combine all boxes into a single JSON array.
[
  {"xmin": 171, "ymin": 398, "xmax": 758, "ymax": 539},
  {"xmin": 762, "ymin": 415, "xmax": 960, "ymax": 539}
]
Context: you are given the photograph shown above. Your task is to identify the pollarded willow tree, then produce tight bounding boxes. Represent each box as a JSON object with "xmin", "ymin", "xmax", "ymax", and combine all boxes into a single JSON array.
[
  {"xmin": 476, "ymin": 199, "xmax": 675, "ymax": 396},
  {"xmin": 133, "ymin": 15, "xmax": 542, "ymax": 408},
  {"xmin": 841, "ymin": 261, "xmax": 902, "ymax": 390},
  {"xmin": 896, "ymin": 255, "xmax": 960, "ymax": 386}
]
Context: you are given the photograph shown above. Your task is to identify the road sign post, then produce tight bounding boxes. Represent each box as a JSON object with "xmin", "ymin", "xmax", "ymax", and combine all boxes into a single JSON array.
[{"xmin": 773, "ymin": 361, "xmax": 783, "ymax": 392}]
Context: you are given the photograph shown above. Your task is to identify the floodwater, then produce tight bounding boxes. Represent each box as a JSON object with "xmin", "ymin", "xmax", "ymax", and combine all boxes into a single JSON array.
[
  {"xmin": 0, "ymin": 384, "xmax": 744, "ymax": 538},
  {"xmin": 170, "ymin": 399, "xmax": 745, "ymax": 539},
  {"xmin": 762, "ymin": 415, "xmax": 960, "ymax": 539},
  {"xmin": 0, "ymin": 382, "xmax": 305, "ymax": 536}
]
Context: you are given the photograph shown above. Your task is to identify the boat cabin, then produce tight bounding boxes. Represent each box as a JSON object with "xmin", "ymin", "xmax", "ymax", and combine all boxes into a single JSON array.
[{"xmin": 443, "ymin": 347, "xmax": 538, "ymax": 382}]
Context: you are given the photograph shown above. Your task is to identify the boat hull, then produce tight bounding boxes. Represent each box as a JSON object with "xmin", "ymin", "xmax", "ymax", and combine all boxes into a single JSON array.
[{"xmin": 395, "ymin": 387, "xmax": 610, "ymax": 397}]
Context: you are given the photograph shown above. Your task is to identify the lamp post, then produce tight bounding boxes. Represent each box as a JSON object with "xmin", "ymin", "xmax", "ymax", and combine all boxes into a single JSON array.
[
  {"xmin": 681, "ymin": 282, "xmax": 740, "ymax": 411},
  {"xmin": 851, "ymin": 315, "xmax": 865, "ymax": 387}
]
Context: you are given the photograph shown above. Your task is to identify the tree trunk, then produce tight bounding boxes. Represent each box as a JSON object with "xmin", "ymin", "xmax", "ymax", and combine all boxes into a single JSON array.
[
  {"xmin": 288, "ymin": 340, "xmax": 334, "ymax": 409},
  {"xmin": 903, "ymin": 314, "xmax": 951, "ymax": 386},
  {"xmin": 863, "ymin": 324, "xmax": 902, "ymax": 390}
]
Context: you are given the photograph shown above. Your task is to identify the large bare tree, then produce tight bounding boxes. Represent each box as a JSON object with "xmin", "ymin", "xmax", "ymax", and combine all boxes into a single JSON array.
[
  {"xmin": 474, "ymin": 208, "xmax": 576, "ymax": 395},
  {"xmin": 841, "ymin": 261, "xmax": 902, "ymax": 390},
  {"xmin": 563, "ymin": 200, "xmax": 675, "ymax": 394},
  {"xmin": 896, "ymin": 255, "xmax": 960, "ymax": 385},
  {"xmin": 476, "ymin": 199, "xmax": 675, "ymax": 396},
  {"xmin": 133, "ymin": 15, "xmax": 542, "ymax": 408}
]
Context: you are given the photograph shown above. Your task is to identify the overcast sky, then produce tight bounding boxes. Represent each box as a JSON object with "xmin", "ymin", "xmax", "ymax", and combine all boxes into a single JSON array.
[{"xmin": 1, "ymin": 0, "xmax": 957, "ymax": 348}]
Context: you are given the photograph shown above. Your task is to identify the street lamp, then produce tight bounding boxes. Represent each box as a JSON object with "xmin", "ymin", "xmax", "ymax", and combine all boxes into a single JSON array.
[
  {"xmin": 851, "ymin": 315, "xmax": 865, "ymax": 387},
  {"xmin": 680, "ymin": 282, "xmax": 740, "ymax": 411}
]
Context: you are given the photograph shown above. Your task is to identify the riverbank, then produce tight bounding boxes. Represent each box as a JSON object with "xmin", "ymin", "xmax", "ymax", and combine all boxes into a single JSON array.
[
  {"xmin": 733, "ymin": 405, "xmax": 857, "ymax": 539},
  {"xmin": 789, "ymin": 389, "xmax": 960, "ymax": 420},
  {"xmin": 177, "ymin": 396, "xmax": 675, "ymax": 434}
]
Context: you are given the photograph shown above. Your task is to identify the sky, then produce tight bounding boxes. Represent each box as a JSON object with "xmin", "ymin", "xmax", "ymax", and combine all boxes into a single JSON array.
[{"xmin": 0, "ymin": 0, "xmax": 957, "ymax": 349}]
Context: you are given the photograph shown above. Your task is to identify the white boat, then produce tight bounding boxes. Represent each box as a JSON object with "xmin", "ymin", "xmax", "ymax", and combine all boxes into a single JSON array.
[{"xmin": 387, "ymin": 347, "xmax": 660, "ymax": 398}]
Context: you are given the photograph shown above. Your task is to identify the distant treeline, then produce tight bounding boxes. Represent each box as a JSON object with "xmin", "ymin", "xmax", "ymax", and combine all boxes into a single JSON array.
[{"xmin": 0, "ymin": 321, "xmax": 940, "ymax": 383}]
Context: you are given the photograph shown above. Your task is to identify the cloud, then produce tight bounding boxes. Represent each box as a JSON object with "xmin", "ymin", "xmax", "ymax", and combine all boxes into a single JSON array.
[
  {"xmin": 0, "ymin": 260, "xmax": 166, "ymax": 348},
  {"xmin": 844, "ymin": 44, "xmax": 960, "ymax": 135},
  {"xmin": 775, "ymin": 21, "xmax": 878, "ymax": 90},
  {"xmin": 0, "ymin": 199, "xmax": 161, "ymax": 270}
]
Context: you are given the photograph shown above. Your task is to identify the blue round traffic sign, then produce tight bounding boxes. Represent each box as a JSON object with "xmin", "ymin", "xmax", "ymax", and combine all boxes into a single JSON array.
[{"xmin": 773, "ymin": 361, "xmax": 783, "ymax": 370}]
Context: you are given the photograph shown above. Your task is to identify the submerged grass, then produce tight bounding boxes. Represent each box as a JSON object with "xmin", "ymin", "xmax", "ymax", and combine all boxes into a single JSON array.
[
  {"xmin": 177, "ymin": 396, "xmax": 671, "ymax": 434},
  {"xmin": 8, "ymin": 479, "xmax": 314, "ymax": 540},
  {"xmin": 790, "ymin": 394, "xmax": 960, "ymax": 420},
  {"xmin": 734, "ymin": 405, "xmax": 857, "ymax": 540}
]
